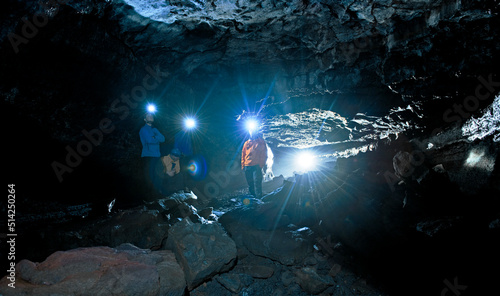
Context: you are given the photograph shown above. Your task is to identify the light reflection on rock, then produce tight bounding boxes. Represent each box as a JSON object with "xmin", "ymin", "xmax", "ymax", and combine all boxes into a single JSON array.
[
  {"xmin": 462, "ymin": 94, "xmax": 500, "ymax": 142},
  {"xmin": 262, "ymin": 103, "xmax": 423, "ymax": 160}
]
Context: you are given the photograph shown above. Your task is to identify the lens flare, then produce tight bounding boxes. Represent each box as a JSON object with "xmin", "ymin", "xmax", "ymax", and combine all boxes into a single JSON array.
[
  {"xmin": 147, "ymin": 104, "xmax": 157, "ymax": 113},
  {"xmin": 184, "ymin": 117, "xmax": 197, "ymax": 130},
  {"xmin": 188, "ymin": 164, "xmax": 195, "ymax": 171},
  {"xmin": 294, "ymin": 151, "xmax": 318, "ymax": 172},
  {"xmin": 187, "ymin": 162, "xmax": 198, "ymax": 175},
  {"xmin": 187, "ymin": 156, "xmax": 207, "ymax": 180},
  {"xmin": 245, "ymin": 118, "xmax": 259, "ymax": 134}
]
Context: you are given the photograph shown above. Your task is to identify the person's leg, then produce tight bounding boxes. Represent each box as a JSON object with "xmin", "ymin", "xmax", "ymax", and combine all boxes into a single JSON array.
[
  {"xmin": 142, "ymin": 157, "xmax": 151, "ymax": 182},
  {"xmin": 180, "ymin": 157, "xmax": 191, "ymax": 190},
  {"xmin": 142, "ymin": 157, "xmax": 158, "ymax": 200},
  {"xmin": 244, "ymin": 167, "xmax": 256, "ymax": 196},
  {"xmin": 162, "ymin": 175, "xmax": 174, "ymax": 196},
  {"xmin": 253, "ymin": 166, "xmax": 263, "ymax": 198},
  {"xmin": 171, "ymin": 172, "xmax": 185, "ymax": 192},
  {"xmin": 151, "ymin": 157, "xmax": 163, "ymax": 194}
]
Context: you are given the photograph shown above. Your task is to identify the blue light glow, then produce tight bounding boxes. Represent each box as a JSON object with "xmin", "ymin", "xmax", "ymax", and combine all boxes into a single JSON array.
[
  {"xmin": 147, "ymin": 103, "xmax": 157, "ymax": 113},
  {"xmin": 245, "ymin": 118, "xmax": 259, "ymax": 134},
  {"xmin": 184, "ymin": 117, "xmax": 197, "ymax": 130}
]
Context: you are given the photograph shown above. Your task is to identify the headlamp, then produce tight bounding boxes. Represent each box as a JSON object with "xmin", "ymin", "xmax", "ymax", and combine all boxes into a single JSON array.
[
  {"xmin": 245, "ymin": 118, "xmax": 259, "ymax": 135},
  {"xmin": 146, "ymin": 103, "xmax": 157, "ymax": 113},
  {"xmin": 184, "ymin": 117, "xmax": 197, "ymax": 130}
]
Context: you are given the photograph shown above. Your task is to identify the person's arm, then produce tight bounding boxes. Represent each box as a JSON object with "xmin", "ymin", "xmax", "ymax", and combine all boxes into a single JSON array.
[
  {"xmin": 140, "ymin": 127, "xmax": 160, "ymax": 144},
  {"xmin": 241, "ymin": 142, "xmax": 247, "ymax": 170},
  {"xmin": 161, "ymin": 156, "xmax": 168, "ymax": 173},
  {"xmin": 163, "ymin": 156, "xmax": 175, "ymax": 176},
  {"xmin": 153, "ymin": 128, "xmax": 165, "ymax": 143},
  {"xmin": 174, "ymin": 160, "xmax": 180, "ymax": 174}
]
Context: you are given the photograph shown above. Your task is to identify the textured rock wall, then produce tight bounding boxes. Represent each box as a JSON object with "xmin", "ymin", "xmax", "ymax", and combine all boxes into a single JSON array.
[{"xmin": 1, "ymin": 0, "xmax": 498, "ymax": 202}]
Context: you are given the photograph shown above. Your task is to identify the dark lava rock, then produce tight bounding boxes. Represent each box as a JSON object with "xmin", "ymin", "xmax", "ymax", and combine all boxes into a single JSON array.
[
  {"xmin": 88, "ymin": 207, "xmax": 169, "ymax": 249},
  {"xmin": 219, "ymin": 202, "xmax": 315, "ymax": 265},
  {"xmin": 294, "ymin": 267, "xmax": 334, "ymax": 295},
  {"xmin": 197, "ymin": 207, "xmax": 214, "ymax": 219},
  {"xmin": 215, "ymin": 273, "xmax": 243, "ymax": 294},
  {"xmin": 165, "ymin": 217, "xmax": 237, "ymax": 290},
  {"xmin": 0, "ymin": 243, "xmax": 186, "ymax": 296}
]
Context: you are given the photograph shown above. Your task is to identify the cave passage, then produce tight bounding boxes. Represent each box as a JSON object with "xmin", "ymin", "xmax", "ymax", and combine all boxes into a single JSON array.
[{"xmin": 1, "ymin": 0, "xmax": 499, "ymax": 295}]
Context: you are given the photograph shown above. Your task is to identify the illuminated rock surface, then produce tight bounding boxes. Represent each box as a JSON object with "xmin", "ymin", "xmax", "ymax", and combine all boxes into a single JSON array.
[
  {"xmin": 165, "ymin": 217, "xmax": 237, "ymax": 290},
  {"xmin": 0, "ymin": 244, "xmax": 186, "ymax": 296}
]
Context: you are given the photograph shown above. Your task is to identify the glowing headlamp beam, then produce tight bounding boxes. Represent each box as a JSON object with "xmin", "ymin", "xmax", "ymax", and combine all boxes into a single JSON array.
[
  {"xmin": 184, "ymin": 117, "xmax": 197, "ymax": 130},
  {"xmin": 245, "ymin": 118, "xmax": 259, "ymax": 134},
  {"xmin": 146, "ymin": 104, "xmax": 157, "ymax": 113}
]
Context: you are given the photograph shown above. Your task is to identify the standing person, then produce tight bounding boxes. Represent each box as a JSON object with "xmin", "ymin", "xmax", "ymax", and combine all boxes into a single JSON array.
[
  {"xmin": 241, "ymin": 132, "xmax": 268, "ymax": 198},
  {"xmin": 140, "ymin": 113, "xmax": 165, "ymax": 199}
]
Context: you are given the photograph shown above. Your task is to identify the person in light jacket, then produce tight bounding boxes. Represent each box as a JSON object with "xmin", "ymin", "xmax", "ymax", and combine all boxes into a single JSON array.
[{"xmin": 241, "ymin": 132, "xmax": 268, "ymax": 198}]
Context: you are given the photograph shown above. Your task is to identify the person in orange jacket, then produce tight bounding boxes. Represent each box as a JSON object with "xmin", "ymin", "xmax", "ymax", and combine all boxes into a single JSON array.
[{"xmin": 241, "ymin": 132, "xmax": 268, "ymax": 198}]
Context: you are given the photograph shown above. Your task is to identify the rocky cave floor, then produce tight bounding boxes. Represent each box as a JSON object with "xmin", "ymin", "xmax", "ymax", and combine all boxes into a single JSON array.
[
  {"xmin": 1, "ymin": 178, "xmax": 386, "ymax": 296},
  {"xmin": 2, "ymin": 122, "xmax": 500, "ymax": 295}
]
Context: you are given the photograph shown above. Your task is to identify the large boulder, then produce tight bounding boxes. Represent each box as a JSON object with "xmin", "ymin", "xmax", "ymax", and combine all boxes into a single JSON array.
[
  {"xmin": 165, "ymin": 217, "xmax": 237, "ymax": 290},
  {"xmin": 294, "ymin": 267, "xmax": 335, "ymax": 295},
  {"xmin": 393, "ymin": 151, "xmax": 414, "ymax": 179},
  {"xmin": 219, "ymin": 186, "xmax": 316, "ymax": 266},
  {"xmin": 226, "ymin": 224, "xmax": 314, "ymax": 266},
  {"xmin": 88, "ymin": 208, "xmax": 169, "ymax": 249},
  {"xmin": 0, "ymin": 243, "xmax": 186, "ymax": 296}
]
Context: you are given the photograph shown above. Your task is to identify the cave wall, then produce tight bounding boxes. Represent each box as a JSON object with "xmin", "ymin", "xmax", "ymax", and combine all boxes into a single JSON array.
[{"xmin": 1, "ymin": 0, "xmax": 499, "ymax": 203}]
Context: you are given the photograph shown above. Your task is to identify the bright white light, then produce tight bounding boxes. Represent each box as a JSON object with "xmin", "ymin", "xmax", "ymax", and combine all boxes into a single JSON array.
[
  {"xmin": 147, "ymin": 104, "xmax": 157, "ymax": 113},
  {"xmin": 245, "ymin": 118, "xmax": 259, "ymax": 134},
  {"xmin": 465, "ymin": 150, "xmax": 484, "ymax": 167},
  {"xmin": 184, "ymin": 117, "xmax": 196, "ymax": 129},
  {"xmin": 463, "ymin": 149, "xmax": 495, "ymax": 172},
  {"xmin": 295, "ymin": 151, "xmax": 318, "ymax": 172}
]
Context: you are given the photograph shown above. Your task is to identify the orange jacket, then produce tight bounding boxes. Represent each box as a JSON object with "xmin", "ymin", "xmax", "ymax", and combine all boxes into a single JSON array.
[
  {"xmin": 161, "ymin": 154, "xmax": 180, "ymax": 175},
  {"xmin": 241, "ymin": 137, "xmax": 268, "ymax": 169}
]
